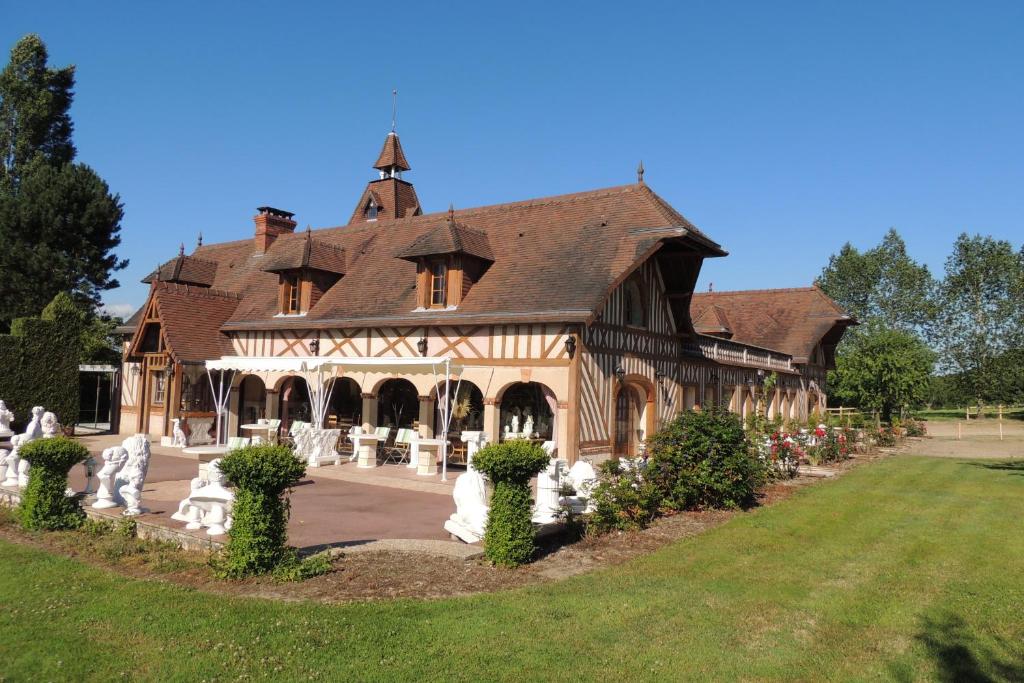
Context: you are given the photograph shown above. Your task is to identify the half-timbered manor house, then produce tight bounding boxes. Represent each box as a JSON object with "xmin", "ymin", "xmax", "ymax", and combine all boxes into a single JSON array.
[{"xmin": 118, "ymin": 130, "xmax": 854, "ymax": 463}]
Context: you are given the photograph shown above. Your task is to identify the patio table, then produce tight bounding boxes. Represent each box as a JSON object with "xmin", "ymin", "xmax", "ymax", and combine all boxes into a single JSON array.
[
  {"xmin": 350, "ymin": 433, "xmax": 385, "ymax": 469},
  {"xmin": 411, "ymin": 438, "xmax": 446, "ymax": 476},
  {"xmin": 240, "ymin": 423, "xmax": 272, "ymax": 445}
]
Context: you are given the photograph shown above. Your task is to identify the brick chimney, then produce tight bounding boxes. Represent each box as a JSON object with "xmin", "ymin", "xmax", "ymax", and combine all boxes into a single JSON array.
[{"xmin": 254, "ymin": 206, "xmax": 297, "ymax": 253}]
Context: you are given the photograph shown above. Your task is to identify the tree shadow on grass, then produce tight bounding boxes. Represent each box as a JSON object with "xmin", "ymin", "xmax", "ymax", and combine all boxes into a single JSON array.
[
  {"xmin": 964, "ymin": 460, "xmax": 1024, "ymax": 476},
  {"xmin": 916, "ymin": 613, "xmax": 1024, "ymax": 682}
]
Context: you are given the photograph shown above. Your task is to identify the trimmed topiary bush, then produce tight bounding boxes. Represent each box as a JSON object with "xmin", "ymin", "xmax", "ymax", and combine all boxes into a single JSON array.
[
  {"xmin": 214, "ymin": 444, "xmax": 306, "ymax": 578},
  {"xmin": 646, "ymin": 408, "xmax": 767, "ymax": 511},
  {"xmin": 472, "ymin": 440, "xmax": 550, "ymax": 567},
  {"xmin": 16, "ymin": 436, "xmax": 89, "ymax": 530}
]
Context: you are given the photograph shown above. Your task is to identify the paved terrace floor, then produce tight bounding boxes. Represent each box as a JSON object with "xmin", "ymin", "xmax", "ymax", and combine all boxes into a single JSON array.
[{"xmin": 73, "ymin": 435, "xmax": 457, "ymax": 550}]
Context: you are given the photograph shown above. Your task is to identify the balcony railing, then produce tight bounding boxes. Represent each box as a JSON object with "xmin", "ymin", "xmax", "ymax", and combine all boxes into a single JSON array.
[{"xmin": 682, "ymin": 335, "xmax": 793, "ymax": 372}]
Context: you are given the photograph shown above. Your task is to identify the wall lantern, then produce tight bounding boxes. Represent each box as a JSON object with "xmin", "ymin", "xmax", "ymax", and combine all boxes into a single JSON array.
[
  {"xmin": 417, "ymin": 337, "xmax": 428, "ymax": 357},
  {"xmin": 564, "ymin": 335, "xmax": 577, "ymax": 360},
  {"xmin": 614, "ymin": 365, "xmax": 626, "ymax": 382},
  {"xmin": 309, "ymin": 337, "xmax": 320, "ymax": 357},
  {"xmin": 654, "ymin": 369, "xmax": 666, "ymax": 385}
]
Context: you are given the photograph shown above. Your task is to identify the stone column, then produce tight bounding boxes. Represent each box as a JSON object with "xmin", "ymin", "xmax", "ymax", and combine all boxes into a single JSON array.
[
  {"xmin": 361, "ymin": 393, "xmax": 377, "ymax": 431},
  {"xmin": 556, "ymin": 400, "xmax": 569, "ymax": 460},
  {"xmin": 483, "ymin": 398, "xmax": 499, "ymax": 442},
  {"xmin": 418, "ymin": 396, "xmax": 434, "ymax": 438},
  {"xmin": 265, "ymin": 389, "xmax": 279, "ymax": 418}
]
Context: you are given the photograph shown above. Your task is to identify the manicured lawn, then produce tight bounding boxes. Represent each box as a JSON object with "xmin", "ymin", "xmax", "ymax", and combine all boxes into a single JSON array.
[{"xmin": 2, "ymin": 456, "xmax": 1023, "ymax": 681}]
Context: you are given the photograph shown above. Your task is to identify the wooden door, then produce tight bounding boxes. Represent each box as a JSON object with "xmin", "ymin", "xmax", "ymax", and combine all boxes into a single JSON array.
[{"xmin": 614, "ymin": 387, "xmax": 636, "ymax": 458}]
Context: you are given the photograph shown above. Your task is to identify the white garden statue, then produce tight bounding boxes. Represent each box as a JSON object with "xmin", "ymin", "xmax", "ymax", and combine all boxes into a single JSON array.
[
  {"xmin": 559, "ymin": 460, "xmax": 598, "ymax": 514},
  {"xmin": 118, "ymin": 435, "xmax": 151, "ymax": 516},
  {"xmin": 0, "ymin": 401, "xmax": 13, "ymax": 438},
  {"xmin": 444, "ymin": 466, "xmax": 490, "ymax": 543},
  {"xmin": 171, "ymin": 418, "xmax": 188, "ymax": 448},
  {"xmin": 171, "ymin": 458, "xmax": 234, "ymax": 536},
  {"xmin": 92, "ymin": 446, "xmax": 129, "ymax": 508},
  {"xmin": 532, "ymin": 458, "xmax": 562, "ymax": 524},
  {"xmin": 523, "ymin": 411, "xmax": 534, "ymax": 438},
  {"xmin": 1, "ymin": 435, "xmax": 23, "ymax": 487},
  {"xmin": 9, "ymin": 406, "xmax": 45, "ymax": 488},
  {"xmin": 41, "ymin": 411, "xmax": 61, "ymax": 438}
]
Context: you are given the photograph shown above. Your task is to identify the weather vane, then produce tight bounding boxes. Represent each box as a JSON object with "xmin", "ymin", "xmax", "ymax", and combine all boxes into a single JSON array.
[{"xmin": 392, "ymin": 89, "xmax": 398, "ymax": 132}]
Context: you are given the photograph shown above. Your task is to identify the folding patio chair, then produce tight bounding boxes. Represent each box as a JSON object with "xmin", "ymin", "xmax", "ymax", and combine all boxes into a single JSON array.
[
  {"xmin": 227, "ymin": 436, "xmax": 250, "ymax": 451},
  {"xmin": 283, "ymin": 420, "xmax": 308, "ymax": 447},
  {"xmin": 264, "ymin": 418, "xmax": 282, "ymax": 444},
  {"xmin": 382, "ymin": 427, "xmax": 415, "ymax": 465}
]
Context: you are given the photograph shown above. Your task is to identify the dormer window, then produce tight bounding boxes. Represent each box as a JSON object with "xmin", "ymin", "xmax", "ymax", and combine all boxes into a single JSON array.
[
  {"xmin": 366, "ymin": 201, "xmax": 378, "ymax": 221},
  {"xmin": 282, "ymin": 273, "xmax": 302, "ymax": 314},
  {"xmin": 430, "ymin": 260, "xmax": 448, "ymax": 307}
]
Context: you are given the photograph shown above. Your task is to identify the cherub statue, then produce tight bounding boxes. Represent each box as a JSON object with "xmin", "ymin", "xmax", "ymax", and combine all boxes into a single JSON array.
[
  {"xmin": 41, "ymin": 411, "xmax": 61, "ymax": 438},
  {"xmin": 510, "ymin": 412, "xmax": 520, "ymax": 436},
  {"xmin": 523, "ymin": 410, "xmax": 535, "ymax": 438},
  {"xmin": 1, "ymin": 435, "xmax": 23, "ymax": 487},
  {"xmin": 0, "ymin": 401, "xmax": 13, "ymax": 437},
  {"xmin": 117, "ymin": 435, "xmax": 151, "ymax": 516},
  {"xmin": 91, "ymin": 446, "xmax": 128, "ymax": 509},
  {"xmin": 171, "ymin": 418, "xmax": 188, "ymax": 448}
]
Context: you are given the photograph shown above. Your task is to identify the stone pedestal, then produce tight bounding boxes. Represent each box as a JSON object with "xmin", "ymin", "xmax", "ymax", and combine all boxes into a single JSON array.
[
  {"xmin": 351, "ymin": 434, "xmax": 381, "ymax": 469},
  {"xmin": 413, "ymin": 439, "xmax": 443, "ymax": 476}
]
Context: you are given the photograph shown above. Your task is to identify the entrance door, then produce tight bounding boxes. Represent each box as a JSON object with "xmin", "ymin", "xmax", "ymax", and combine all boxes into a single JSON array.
[{"xmin": 614, "ymin": 387, "xmax": 636, "ymax": 458}]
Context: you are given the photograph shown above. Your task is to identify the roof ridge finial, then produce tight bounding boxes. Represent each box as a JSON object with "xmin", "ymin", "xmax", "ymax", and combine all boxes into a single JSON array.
[
  {"xmin": 196, "ymin": 232, "xmax": 203, "ymax": 249},
  {"xmin": 448, "ymin": 202, "xmax": 456, "ymax": 225},
  {"xmin": 178, "ymin": 242, "xmax": 185, "ymax": 257},
  {"xmin": 391, "ymin": 89, "xmax": 398, "ymax": 133},
  {"xmin": 637, "ymin": 160, "xmax": 645, "ymax": 184}
]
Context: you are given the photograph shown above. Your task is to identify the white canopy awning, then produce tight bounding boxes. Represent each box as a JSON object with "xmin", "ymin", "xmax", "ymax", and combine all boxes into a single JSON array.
[{"xmin": 203, "ymin": 355, "xmax": 464, "ymax": 480}]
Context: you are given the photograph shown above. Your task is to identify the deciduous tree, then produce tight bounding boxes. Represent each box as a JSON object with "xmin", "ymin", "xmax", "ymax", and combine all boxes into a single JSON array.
[{"xmin": 829, "ymin": 326, "xmax": 935, "ymax": 421}]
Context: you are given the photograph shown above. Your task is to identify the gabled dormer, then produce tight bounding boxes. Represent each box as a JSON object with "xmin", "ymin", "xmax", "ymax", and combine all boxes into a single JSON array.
[
  {"xmin": 396, "ymin": 207, "xmax": 494, "ymax": 310},
  {"xmin": 142, "ymin": 244, "xmax": 218, "ymax": 287},
  {"xmin": 349, "ymin": 131, "xmax": 422, "ymax": 224},
  {"xmin": 260, "ymin": 228, "xmax": 346, "ymax": 316}
]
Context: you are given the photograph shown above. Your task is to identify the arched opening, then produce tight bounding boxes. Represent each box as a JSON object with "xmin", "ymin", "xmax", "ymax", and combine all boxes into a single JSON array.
[
  {"xmin": 326, "ymin": 377, "xmax": 362, "ymax": 430},
  {"xmin": 433, "ymin": 381, "xmax": 485, "ymax": 436},
  {"xmin": 236, "ymin": 375, "xmax": 267, "ymax": 435},
  {"xmin": 377, "ymin": 378, "xmax": 419, "ymax": 428},
  {"xmin": 613, "ymin": 380, "xmax": 654, "ymax": 458},
  {"xmin": 278, "ymin": 376, "xmax": 311, "ymax": 432},
  {"xmin": 499, "ymin": 382, "xmax": 555, "ymax": 444}
]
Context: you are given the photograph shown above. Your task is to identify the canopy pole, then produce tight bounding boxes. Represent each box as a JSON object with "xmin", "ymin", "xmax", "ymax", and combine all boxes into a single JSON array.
[{"xmin": 442, "ymin": 359, "xmax": 449, "ymax": 481}]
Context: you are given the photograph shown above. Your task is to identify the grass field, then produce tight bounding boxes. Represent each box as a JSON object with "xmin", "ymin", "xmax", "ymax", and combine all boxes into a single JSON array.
[
  {"xmin": 2, "ymin": 455, "xmax": 1023, "ymax": 681},
  {"xmin": 917, "ymin": 406, "xmax": 1024, "ymax": 421}
]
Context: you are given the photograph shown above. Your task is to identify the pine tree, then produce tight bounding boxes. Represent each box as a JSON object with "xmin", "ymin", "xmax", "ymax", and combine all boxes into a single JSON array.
[{"xmin": 0, "ymin": 35, "xmax": 126, "ymax": 328}]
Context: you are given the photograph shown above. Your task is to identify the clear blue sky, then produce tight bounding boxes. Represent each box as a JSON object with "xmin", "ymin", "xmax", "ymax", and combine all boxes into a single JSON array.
[{"xmin": 4, "ymin": 1, "xmax": 1022, "ymax": 317}]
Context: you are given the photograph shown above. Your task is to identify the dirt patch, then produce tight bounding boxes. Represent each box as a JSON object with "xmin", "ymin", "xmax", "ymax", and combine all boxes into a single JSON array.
[{"xmin": 0, "ymin": 450, "xmax": 893, "ymax": 604}]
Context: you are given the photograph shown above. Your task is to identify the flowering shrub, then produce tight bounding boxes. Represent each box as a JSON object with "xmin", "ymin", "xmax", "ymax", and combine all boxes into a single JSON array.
[
  {"xmin": 806, "ymin": 425, "xmax": 850, "ymax": 465},
  {"xmin": 874, "ymin": 426, "xmax": 898, "ymax": 447},
  {"xmin": 905, "ymin": 420, "xmax": 927, "ymax": 437},
  {"xmin": 760, "ymin": 431, "xmax": 801, "ymax": 478}
]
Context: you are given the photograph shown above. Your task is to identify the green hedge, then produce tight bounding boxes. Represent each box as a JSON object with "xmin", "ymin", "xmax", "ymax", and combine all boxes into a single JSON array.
[
  {"xmin": 0, "ymin": 293, "xmax": 82, "ymax": 430},
  {"xmin": 472, "ymin": 440, "xmax": 550, "ymax": 567},
  {"xmin": 214, "ymin": 444, "xmax": 307, "ymax": 578},
  {"xmin": 16, "ymin": 436, "xmax": 89, "ymax": 530}
]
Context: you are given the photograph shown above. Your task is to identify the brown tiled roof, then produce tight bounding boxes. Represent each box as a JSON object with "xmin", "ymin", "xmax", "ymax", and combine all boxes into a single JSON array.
[
  {"xmin": 260, "ymin": 231, "xmax": 346, "ymax": 274},
  {"xmin": 349, "ymin": 178, "xmax": 421, "ymax": 223},
  {"xmin": 122, "ymin": 183, "xmax": 724, "ymax": 335},
  {"xmin": 150, "ymin": 282, "xmax": 240, "ymax": 363},
  {"xmin": 373, "ymin": 132, "xmax": 411, "ymax": 171},
  {"xmin": 142, "ymin": 253, "xmax": 218, "ymax": 286},
  {"xmin": 396, "ymin": 218, "xmax": 494, "ymax": 262},
  {"xmin": 691, "ymin": 287, "xmax": 855, "ymax": 363}
]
